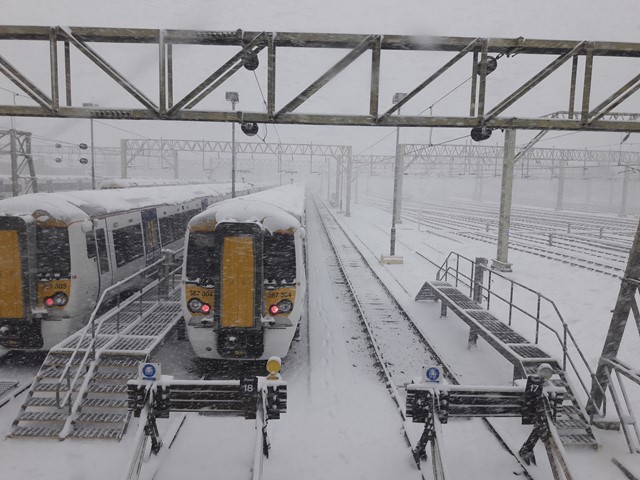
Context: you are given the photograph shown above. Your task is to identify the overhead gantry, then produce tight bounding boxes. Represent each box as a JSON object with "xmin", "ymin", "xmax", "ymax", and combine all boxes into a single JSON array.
[{"xmin": 0, "ymin": 26, "xmax": 637, "ymax": 133}]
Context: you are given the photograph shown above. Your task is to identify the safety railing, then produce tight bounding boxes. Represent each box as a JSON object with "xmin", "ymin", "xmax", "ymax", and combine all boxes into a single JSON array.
[
  {"xmin": 55, "ymin": 249, "xmax": 182, "ymax": 413},
  {"xmin": 436, "ymin": 251, "xmax": 607, "ymax": 416}
]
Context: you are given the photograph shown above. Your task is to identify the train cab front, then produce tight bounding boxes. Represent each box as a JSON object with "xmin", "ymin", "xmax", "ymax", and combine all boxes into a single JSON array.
[
  {"xmin": 0, "ymin": 213, "xmax": 73, "ymax": 350},
  {"xmin": 0, "ymin": 215, "xmax": 42, "ymax": 349},
  {"xmin": 185, "ymin": 222, "xmax": 265, "ymax": 359}
]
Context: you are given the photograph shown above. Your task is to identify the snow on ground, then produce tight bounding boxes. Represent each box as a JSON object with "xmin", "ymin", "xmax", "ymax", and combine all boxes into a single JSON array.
[
  {"xmin": 332, "ymin": 177, "xmax": 640, "ymax": 479},
  {"xmin": 0, "ymin": 179, "xmax": 639, "ymax": 479}
]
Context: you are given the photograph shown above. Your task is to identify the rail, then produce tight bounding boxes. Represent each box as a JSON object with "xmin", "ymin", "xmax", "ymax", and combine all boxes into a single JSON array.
[
  {"xmin": 55, "ymin": 249, "xmax": 182, "ymax": 413},
  {"xmin": 435, "ymin": 251, "xmax": 607, "ymax": 416}
]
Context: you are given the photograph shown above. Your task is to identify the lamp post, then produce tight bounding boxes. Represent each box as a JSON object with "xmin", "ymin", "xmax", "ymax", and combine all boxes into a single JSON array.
[
  {"xmin": 225, "ymin": 92, "xmax": 239, "ymax": 198},
  {"xmin": 82, "ymin": 102, "xmax": 98, "ymax": 189},
  {"xmin": 389, "ymin": 92, "xmax": 406, "ymax": 257}
]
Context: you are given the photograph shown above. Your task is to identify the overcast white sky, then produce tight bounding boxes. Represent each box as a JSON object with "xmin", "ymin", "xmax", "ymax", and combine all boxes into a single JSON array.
[{"xmin": 1, "ymin": 0, "xmax": 639, "ymax": 157}]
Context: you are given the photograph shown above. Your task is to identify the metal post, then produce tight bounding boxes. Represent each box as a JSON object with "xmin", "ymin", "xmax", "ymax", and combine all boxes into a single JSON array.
[
  {"xmin": 90, "ymin": 117, "xmax": 96, "ymax": 189},
  {"xmin": 492, "ymin": 129, "xmax": 516, "ymax": 272},
  {"xmin": 555, "ymin": 160, "xmax": 565, "ymax": 210},
  {"xmin": 231, "ymin": 101, "xmax": 236, "ymax": 197},
  {"xmin": 390, "ymin": 139, "xmax": 402, "ymax": 256},
  {"xmin": 9, "ymin": 130, "xmax": 18, "ymax": 196},
  {"xmin": 335, "ymin": 156, "xmax": 340, "ymax": 207},
  {"xmin": 588, "ymin": 219, "xmax": 640, "ymax": 415},
  {"xmin": 620, "ymin": 165, "xmax": 629, "ymax": 217},
  {"xmin": 326, "ymin": 158, "xmax": 331, "ymax": 201},
  {"xmin": 389, "ymin": 93, "xmax": 406, "ymax": 256},
  {"xmin": 120, "ymin": 139, "xmax": 128, "ymax": 178},
  {"xmin": 473, "ymin": 258, "xmax": 488, "ymax": 304},
  {"xmin": 278, "ymin": 142, "xmax": 282, "ymax": 186},
  {"xmin": 345, "ymin": 147, "xmax": 352, "ymax": 217}
]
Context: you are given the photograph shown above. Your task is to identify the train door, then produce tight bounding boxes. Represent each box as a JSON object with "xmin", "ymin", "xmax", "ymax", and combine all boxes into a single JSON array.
[
  {"xmin": 141, "ymin": 208, "xmax": 161, "ymax": 265},
  {"xmin": 214, "ymin": 223, "xmax": 264, "ymax": 358},
  {"xmin": 93, "ymin": 219, "xmax": 113, "ymax": 293}
]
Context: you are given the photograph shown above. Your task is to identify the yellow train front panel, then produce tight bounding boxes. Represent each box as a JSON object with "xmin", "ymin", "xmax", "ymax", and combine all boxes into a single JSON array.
[
  {"xmin": 0, "ymin": 230, "xmax": 24, "ymax": 319},
  {"xmin": 221, "ymin": 236, "xmax": 256, "ymax": 328}
]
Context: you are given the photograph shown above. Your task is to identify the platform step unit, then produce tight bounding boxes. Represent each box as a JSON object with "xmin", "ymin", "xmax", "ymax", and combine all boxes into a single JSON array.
[
  {"xmin": 122, "ymin": 374, "xmax": 287, "ymax": 480},
  {"xmin": 406, "ymin": 380, "xmax": 576, "ymax": 480},
  {"xmin": 415, "ymin": 277, "xmax": 597, "ymax": 449},
  {"xmin": 8, "ymin": 280, "xmax": 184, "ymax": 441}
]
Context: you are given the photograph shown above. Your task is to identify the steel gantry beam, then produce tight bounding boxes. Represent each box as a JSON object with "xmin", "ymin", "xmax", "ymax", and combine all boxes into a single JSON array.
[
  {"xmin": 119, "ymin": 138, "xmax": 350, "ymax": 178},
  {"xmin": 0, "ymin": 26, "xmax": 638, "ymax": 132}
]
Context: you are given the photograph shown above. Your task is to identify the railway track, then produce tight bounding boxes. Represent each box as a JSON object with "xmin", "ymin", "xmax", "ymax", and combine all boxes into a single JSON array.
[
  {"xmin": 367, "ymin": 196, "xmax": 629, "ymax": 277},
  {"xmin": 313, "ymin": 195, "xmax": 534, "ymax": 479}
]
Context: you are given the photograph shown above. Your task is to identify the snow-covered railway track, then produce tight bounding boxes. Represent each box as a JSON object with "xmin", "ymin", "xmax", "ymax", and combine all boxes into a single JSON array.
[
  {"xmin": 315, "ymin": 197, "xmax": 443, "ymax": 392},
  {"xmin": 313, "ymin": 196, "xmax": 533, "ymax": 479},
  {"xmin": 369, "ymin": 197, "xmax": 627, "ymax": 277}
]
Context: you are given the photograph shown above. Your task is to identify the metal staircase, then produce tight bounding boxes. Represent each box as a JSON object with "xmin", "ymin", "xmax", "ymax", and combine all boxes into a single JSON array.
[
  {"xmin": 8, "ymin": 269, "xmax": 183, "ymax": 440},
  {"xmin": 524, "ymin": 363, "xmax": 597, "ymax": 448},
  {"xmin": 417, "ymin": 252, "xmax": 602, "ymax": 450}
]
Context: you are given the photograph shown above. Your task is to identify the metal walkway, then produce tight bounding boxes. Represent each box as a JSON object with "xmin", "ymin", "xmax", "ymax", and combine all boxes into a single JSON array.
[
  {"xmin": 416, "ymin": 280, "xmax": 598, "ymax": 449},
  {"xmin": 8, "ymin": 284, "xmax": 183, "ymax": 441}
]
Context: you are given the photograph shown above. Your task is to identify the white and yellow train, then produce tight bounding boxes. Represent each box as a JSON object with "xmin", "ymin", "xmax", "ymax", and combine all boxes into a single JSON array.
[
  {"xmin": 183, "ymin": 184, "xmax": 306, "ymax": 360},
  {"xmin": 0, "ymin": 183, "xmax": 263, "ymax": 350}
]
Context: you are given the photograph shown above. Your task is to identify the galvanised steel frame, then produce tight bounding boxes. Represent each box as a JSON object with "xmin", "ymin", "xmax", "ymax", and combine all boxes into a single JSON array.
[{"xmin": 0, "ymin": 26, "xmax": 638, "ymax": 132}]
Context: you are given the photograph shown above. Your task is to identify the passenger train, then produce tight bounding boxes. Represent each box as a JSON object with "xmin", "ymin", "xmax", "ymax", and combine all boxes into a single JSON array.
[
  {"xmin": 182, "ymin": 184, "xmax": 306, "ymax": 360},
  {"xmin": 0, "ymin": 182, "xmax": 264, "ymax": 350}
]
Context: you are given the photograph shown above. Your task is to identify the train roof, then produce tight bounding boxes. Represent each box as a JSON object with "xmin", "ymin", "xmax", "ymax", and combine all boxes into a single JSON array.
[
  {"xmin": 99, "ymin": 178, "xmax": 218, "ymax": 189},
  {"xmin": 0, "ymin": 183, "xmax": 252, "ymax": 225},
  {"xmin": 188, "ymin": 184, "xmax": 305, "ymax": 234}
]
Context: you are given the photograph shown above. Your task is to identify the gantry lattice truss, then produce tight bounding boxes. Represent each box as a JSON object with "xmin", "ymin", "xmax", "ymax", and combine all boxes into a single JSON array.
[
  {"xmin": 0, "ymin": 26, "xmax": 638, "ymax": 132},
  {"xmin": 27, "ymin": 139, "xmax": 640, "ymax": 179}
]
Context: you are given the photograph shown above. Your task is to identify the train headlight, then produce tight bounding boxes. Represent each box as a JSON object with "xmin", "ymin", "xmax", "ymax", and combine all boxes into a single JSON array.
[
  {"xmin": 188, "ymin": 298, "xmax": 203, "ymax": 313},
  {"xmin": 277, "ymin": 299, "xmax": 293, "ymax": 314},
  {"xmin": 188, "ymin": 298, "xmax": 211, "ymax": 314},
  {"xmin": 53, "ymin": 292, "xmax": 68, "ymax": 306}
]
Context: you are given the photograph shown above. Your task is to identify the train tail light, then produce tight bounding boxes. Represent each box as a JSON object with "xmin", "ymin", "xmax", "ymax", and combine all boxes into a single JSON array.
[
  {"xmin": 200, "ymin": 303, "xmax": 211, "ymax": 314},
  {"xmin": 44, "ymin": 292, "xmax": 68, "ymax": 308},
  {"xmin": 269, "ymin": 300, "xmax": 293, "ymax": 316}
]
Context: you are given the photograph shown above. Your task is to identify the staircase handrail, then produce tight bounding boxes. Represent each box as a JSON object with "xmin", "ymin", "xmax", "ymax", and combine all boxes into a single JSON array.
[
  {"xmin": 55, "ymin": 250, "xmax": 182, "ymax": 411},
  {"xmin": 436, "ymin": 251, "xmax": 607, "ymax": 416}
]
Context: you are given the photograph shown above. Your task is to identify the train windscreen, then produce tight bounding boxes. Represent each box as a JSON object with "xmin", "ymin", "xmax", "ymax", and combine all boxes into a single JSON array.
[
  {"xmin": 36, "ymin": 227, "xmax": 71, "ymax": 280},
  {"xmin": 186, "ymin": 232, "xmax": 217, "ymax": 283},
  {"xmin": 263, "ymin": 233, "xmax": 296, "ymax": 284}
]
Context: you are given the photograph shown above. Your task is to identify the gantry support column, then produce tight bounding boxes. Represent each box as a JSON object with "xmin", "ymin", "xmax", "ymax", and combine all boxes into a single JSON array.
[
  {"xmin": 345, "ymin": 147, "xmax": 352, "ymax": 217},
  {"xmin": 588, "ymin": 219, "xmax": 640, "ymax": 415},
  {"xmin": 492, "ymin": 129, "xmax": 516, "ymax": 272}
]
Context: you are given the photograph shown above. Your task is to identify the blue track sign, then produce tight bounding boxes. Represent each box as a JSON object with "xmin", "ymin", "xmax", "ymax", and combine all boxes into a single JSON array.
[
  {"xmin": 139, "ymin": 362, "xmax": 161, "ymax": 382},
  {"xmin": 424, "ymin": 365, "xmax": 442, "ymax": 384}
]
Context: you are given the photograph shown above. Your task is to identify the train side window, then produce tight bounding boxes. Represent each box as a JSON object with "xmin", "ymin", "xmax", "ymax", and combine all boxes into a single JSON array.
[
  {"xmin": 96, "ymin": 228, "xmax": 110, "ymax": 273},
  {"xmin": 36, "ymin": 226, "xmax": 71, "ymax": 279},
  {"xmin": 85, "ymin": 231, "xmax": 97, "ymax": 259},
  {"xmin": 159, "ymin": 216, "xmax": 174, "ymax": 244},
  {"xmin": 112, "ymin": 224, "xmax": 144, "ymax": 267},
  {"xmin": 263, "ymin": 233, "xmax": 296, "ymax": 284},
  {"xmin": 186, "ymin": 232, "xmax": 217, "ymax": 281}
]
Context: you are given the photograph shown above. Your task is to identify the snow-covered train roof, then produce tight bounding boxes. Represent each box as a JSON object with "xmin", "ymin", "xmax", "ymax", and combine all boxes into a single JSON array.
[
  {"xmin": 0, "ymin": 183, "xmax": 253, "ymax": 225},
  {"xmin": 188, "ymin": 184, "xmax": 305, "ymax": 234},
  {"xmin": 99, "ymin": 178, "xmax": 218, "ymax": 189}
]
